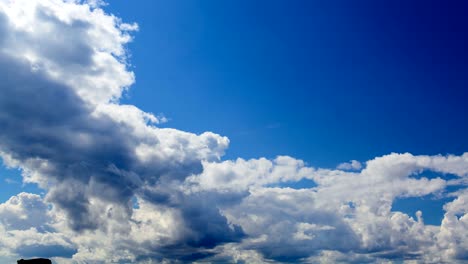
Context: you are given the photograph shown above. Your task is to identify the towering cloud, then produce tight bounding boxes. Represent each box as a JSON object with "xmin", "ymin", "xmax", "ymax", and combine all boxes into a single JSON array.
[
  {"xmin": 0, "ymin": 0, "xmax": 236, "ymax": 259},
  {"xmin": 0, "ymin": 0, "xmax": 466, "ymax": 263}
]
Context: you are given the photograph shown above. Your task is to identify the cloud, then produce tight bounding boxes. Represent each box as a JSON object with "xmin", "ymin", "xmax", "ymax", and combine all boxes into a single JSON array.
[
  {"xmin": 185, "ymin": 156, "xmax": 314, "ymax": 192},
  {"xmin": 0, "ymin": 0, "xmax": 466, "ymax": 263},
  {"xmin": 181, "ymin": 153, "xmax": 467, "ymax": 263},
  {"xmin": 0, "ymin": 0, "xmax": 236, "ymax": 260},
  {"xmin": 337, "ymin": 160, "xmax": 362, "ymax": 171},
  {"xmin": 0, "ymin": 193, "xmax": 76, "ymax": 259},
  {"xmin": 0, "ymin": 193, "xmax": 50, "ymax": 231},
  {"xmin": 437, "ymin": 190, "xmax": 468, "ymax": 260}
]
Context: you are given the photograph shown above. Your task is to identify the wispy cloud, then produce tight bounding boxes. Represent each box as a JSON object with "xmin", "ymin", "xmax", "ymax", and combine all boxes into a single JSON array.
[{"xmin": 4, "ymin": 178, "xmax": 18, "ymax": 184}]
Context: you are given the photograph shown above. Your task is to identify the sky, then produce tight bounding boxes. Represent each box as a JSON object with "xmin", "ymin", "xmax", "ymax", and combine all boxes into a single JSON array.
[{"xmin": 0, "ymin": 0, "xmax": 467, "ymax": 263}]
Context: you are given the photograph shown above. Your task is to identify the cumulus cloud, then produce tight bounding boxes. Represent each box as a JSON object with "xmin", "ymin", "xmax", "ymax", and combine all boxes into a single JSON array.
[
  {"xmin": 0, "ymin": 0, "xmax": 235, "ymax": 258},
  {"xmin": 0, "ymin": 0, "xmax": 466, "ymax": 263},
  {"xmin": 185, "ymin": 156, "xmax": 314, "ymax": 192},
  {"xmin": 0, "ymin": 193, "xmax": 75, "ymax": 259}
]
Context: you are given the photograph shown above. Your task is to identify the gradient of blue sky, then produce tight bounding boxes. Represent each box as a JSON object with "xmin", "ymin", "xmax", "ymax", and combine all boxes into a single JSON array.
[{"xmin": 111, "ymin": 0, "xmax": 467, "ymax": 164}]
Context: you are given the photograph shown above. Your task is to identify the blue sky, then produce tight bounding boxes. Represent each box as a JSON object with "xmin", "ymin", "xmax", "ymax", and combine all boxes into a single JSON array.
[
  {"xmin": 0, "ymin": 1, "xmax": 467, "ymax": 263},
  {"xmin": 111, "ymin": 0, "xmax": 467, "ymax": 164}
]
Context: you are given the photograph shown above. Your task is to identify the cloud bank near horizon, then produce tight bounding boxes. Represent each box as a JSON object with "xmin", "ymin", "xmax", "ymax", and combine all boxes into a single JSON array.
[{"xmin": 0, "ymin": 0, "xmax": 467, "ymax": 263}]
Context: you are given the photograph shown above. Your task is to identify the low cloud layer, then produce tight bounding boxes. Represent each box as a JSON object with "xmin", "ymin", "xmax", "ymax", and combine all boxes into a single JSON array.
[{"xmin": 0, "ymin": 0, "xmax": 466, "ymax": 263}]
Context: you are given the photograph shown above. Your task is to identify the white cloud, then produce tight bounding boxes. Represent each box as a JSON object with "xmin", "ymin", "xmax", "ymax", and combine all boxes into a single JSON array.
[
  {"xmin": 185, "ymin": 156, "xmax": 314, "ymax": 192},
  {"xmin": 436, "ymin": 190, "xmax": 468, "ymax": 260},
  {"xmin": 0, "ymin": 0, "xmax": 136, "ymax": 105},
  {"xmin": 337, "ymin": 160, "xmax": 362, "ymax": 170},
  {"xmin": 186, "ymin": 153, "xmax": 467, "ymax": 263},
  {"xmin": 0, "ymin": 193, "xmax": 75, "ymax": 260},
  {"xmin": 0, "ymin": 193, "xmax": 50, "ymax": 231}
]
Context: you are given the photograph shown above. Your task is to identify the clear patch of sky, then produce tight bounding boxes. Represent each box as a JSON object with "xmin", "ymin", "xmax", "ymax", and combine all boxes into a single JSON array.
[
  {"xmin": 109, "ymin": 0, "xmax": 467, "ymax": 168},
  {"xmin": 270, "ymin": 178, "xmax": 317, "ymax": 190},
  {"xmin": 392, "ymin": 195, "xmax": 454, "ymax": 226},
  {"xmin": 0, "ymin": 163, "xmax": 44, "ymax": 203},
  {"xmin": 392, "ymin": 172, "xmax": 466, "ymax": 225},
  {"xmin": 409, "ymin": 170, "xmax": 460, "ymax": 181}
]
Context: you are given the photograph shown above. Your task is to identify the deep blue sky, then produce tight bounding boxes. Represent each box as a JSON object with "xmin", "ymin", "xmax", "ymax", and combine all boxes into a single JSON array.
[
  {"xmin": 1, "ymin": 0, "xmax": 467, "ymax": 224},
  {"xmin": 111, "ymin": 0, "xmax": 467, "ymax": 166}
]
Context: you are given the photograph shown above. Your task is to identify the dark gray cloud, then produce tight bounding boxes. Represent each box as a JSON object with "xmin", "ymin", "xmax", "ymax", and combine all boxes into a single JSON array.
[{"xmin": 0, "ymin": 51, "xmax": 137, "ymax": 230}]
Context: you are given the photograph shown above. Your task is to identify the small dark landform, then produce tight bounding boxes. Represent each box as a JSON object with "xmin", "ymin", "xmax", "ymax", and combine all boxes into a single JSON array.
[{"xmin": 17, "ymin": 258, "xmax": 52, "ymax": 264}]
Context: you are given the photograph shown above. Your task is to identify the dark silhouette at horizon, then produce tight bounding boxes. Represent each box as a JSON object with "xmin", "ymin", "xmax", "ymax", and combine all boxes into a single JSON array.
[{"xmin": 17, "ymin": 258, "xmax": 52, "ymax": 264}]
